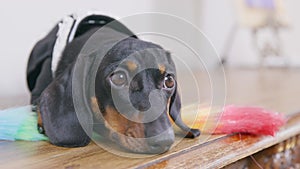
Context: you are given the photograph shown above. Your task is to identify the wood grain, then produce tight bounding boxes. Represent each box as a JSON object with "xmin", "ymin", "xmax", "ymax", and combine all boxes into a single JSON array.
[{"xmin": 1, "ymin": 68, "xmax": 300, "ymax": 169}]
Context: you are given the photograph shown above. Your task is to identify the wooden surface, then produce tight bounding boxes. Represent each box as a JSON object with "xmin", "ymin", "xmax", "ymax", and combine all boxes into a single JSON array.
[{"xmin": 1, "ymin": 68, "xmax": 300, "ymax": 169}]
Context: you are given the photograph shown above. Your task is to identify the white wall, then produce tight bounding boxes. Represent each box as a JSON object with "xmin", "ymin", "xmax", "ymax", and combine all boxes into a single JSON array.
[
  {"xmin": 0, "ymin": 0, "xmax": 299, "ymax": 108},
  {"xmin": 0, "ymin": 0, "xmax": 154, "ymax": 108},
  {"xmin": 282, "ymin": 0, "xmax": 300, "ymax": 66},
  {"xmin": 0, "ymin": 0, "xmax": 202, "ymax": 108}
]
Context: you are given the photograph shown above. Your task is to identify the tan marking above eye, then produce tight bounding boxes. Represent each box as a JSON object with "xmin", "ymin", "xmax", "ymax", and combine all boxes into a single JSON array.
[
  {"xmin": 158, "ymin": 64, "xmax": 166, "ymax": 74},
  {"xmin": 126, "ymin": 61, "xmax": 138, "ymax": 72}
]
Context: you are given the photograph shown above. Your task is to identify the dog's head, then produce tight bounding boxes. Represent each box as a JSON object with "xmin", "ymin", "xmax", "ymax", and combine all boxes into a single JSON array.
[
  {"xmin": 93, "ymin": 37, "xmax": 200, "ymax": 153},
  {"xmin": 38, "ymin": 35, "xmax": 199, "ymax": 154}
]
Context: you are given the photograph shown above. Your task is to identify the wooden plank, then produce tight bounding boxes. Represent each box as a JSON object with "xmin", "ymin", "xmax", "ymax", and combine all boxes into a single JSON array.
[
  {"xmin": 0, "ymin": 135, "xmax": 226, "ymax": 169},
  {"xmin": 140, "ymin": 112, "xmax": 300, "ymax": 169}
]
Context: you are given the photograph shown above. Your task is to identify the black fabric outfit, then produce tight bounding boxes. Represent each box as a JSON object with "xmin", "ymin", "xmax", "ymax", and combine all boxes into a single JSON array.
[{"xmin": 26, "ymin": 13, "xmax": 136, "ymax": 104}]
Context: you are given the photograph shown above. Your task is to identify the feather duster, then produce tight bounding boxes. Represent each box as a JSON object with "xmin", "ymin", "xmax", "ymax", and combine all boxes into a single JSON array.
[
  {"xmin": 0, "ymin": 106, "xmax": 48, "ymax": 141},
  {"xmin": 0, "ymin": 104, "xmax": 287, "ymax": 141}
]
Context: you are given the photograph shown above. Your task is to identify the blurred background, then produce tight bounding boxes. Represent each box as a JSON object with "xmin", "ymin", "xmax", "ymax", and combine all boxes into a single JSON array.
[{"xmin": 0, "ymin": 0, "xmax": 299, "ymax": 108}]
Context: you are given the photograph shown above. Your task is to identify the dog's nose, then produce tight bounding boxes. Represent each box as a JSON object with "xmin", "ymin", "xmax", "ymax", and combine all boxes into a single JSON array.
[{"xmin": 137, "ymin": 102, "xmax": 151, "ymax": 111}]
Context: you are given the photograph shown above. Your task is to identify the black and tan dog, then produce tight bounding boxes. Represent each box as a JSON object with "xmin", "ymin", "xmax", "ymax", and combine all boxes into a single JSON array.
[{"xmin": 27, "ymin": 14, "xmax": 200, "ymax": 154}]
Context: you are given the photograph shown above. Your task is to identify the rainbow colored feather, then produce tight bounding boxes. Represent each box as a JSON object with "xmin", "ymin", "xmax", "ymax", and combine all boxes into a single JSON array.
[{"xmin": 0, "ymin": 106, "xmax": 48, "ymax": 141}]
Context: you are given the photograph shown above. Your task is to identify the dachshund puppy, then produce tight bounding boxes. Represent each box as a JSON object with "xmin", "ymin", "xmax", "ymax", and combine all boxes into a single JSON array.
[{"xmin": 27, "ymin": 16, "xmax": 200, "ymax": 154}]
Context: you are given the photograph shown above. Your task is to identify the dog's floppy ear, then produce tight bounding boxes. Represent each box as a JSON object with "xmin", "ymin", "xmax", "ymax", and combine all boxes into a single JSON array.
[
  {"xmin": 168, "ymin": 85, "xmax": 201, "ymax": 138},
  {"xmin": 39, "ymin": 67, "xmax": 92, "ymax": 147},
  {"xmin": 165, "ymin": 51, "xmax": 200, "ymax": 138}
]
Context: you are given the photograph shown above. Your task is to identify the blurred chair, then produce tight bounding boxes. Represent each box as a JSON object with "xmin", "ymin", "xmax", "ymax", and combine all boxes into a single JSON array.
[{"xmin": 222, "ymin": 0, "xmax": 289, "ymax": 66}]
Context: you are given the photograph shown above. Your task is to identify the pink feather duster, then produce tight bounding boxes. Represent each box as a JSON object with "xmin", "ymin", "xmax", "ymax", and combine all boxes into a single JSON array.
[
  {"xmin": 213, "ymin": 105, "xmax": 287, "ymax": 136},
  {"xmin": 181, "ymin": 105, "xmax": 287, "ymax": 136}
]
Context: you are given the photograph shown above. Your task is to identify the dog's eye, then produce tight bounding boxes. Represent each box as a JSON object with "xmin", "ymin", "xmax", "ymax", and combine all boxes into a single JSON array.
[
  {"xmin": 110, "ymin": 71, "xmax": 127, "ymax": 86},
  {"xmin": 163, "ymin": 74, "xmax": 175, "ymax": 89}
]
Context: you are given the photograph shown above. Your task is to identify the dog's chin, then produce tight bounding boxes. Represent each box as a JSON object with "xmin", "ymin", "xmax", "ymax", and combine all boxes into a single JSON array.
[{"xmin": 109, "ymin": 132, "xmax": 171, "ymax": 154}]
